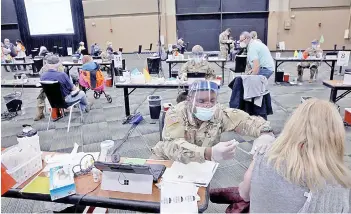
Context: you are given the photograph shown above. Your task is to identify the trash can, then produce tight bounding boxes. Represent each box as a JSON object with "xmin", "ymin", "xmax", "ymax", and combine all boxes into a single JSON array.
[{"xmin": 148, "ymin": 95, "xmax": 162, "ymax": 119}]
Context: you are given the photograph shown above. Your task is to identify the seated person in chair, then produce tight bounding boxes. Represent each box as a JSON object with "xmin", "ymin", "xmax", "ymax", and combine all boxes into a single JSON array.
[
  {"xmin": 151, "ymin": 80, "xmax": 274, "ymax": 164},
  {"xmin": 179, "ymin": 45, "xmax": 216, "ymax": 81},
  {"xmin": 210, "ymin": 99, "xmax": 351, "ymax": 213},
  {"xmin": 297, "ymin": 39, "xmax": 323, "ymax": 83},
  {"xmin": 40, "ymin": 54, "xmax": 90, "ymax": 113}
]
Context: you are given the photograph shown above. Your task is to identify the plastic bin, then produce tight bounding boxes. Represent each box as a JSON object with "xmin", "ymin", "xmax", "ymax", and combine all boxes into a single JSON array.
[
  {"xmin": 148, "ymin": 95, "xmax": 162, "ymax": 119},
  {"xmin": 6, "ymin": 152, "xmax": 42, "ymax": 185}
]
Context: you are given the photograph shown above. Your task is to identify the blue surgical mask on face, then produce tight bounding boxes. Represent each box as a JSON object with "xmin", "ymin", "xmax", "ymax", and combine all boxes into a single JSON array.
[{"xmin": 194, "ymin": 106, "xmax": 216, "ymax": 121}]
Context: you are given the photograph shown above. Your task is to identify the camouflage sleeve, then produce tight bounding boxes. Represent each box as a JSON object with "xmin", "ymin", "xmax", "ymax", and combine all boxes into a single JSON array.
[
  {"xmin": 205, "ymin": 66, "xmax": 217, "ymax": 80},
  {"xmin": 219, "ymin": 34, "xmax": 230, "ymax": 44},
  {"xmin": 151, "ymin": 107, "xmax": 207, "ymax": 164},
  {"xmin": 179, "ymin": 62, "xmax": 188, "ymax": 79},
  {"xmin": 222, "ymin": 108, "xmax": 272, "ymax": 137}
]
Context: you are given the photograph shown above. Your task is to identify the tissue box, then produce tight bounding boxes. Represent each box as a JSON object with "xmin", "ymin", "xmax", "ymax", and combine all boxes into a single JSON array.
[{"xmin": 49, "ymin": 166, "xmax": 76, "ymax": 201}]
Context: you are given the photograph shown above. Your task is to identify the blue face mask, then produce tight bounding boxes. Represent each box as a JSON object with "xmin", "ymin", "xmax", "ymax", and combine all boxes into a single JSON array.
[{"xmin": 194, "ymin": 106, "xmax": 216, "ymax": 121}]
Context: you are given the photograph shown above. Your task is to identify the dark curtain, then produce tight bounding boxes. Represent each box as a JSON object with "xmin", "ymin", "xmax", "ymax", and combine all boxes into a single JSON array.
[{"xmin": 13, "ymin": 0, "xmax": 86, "ymax": 56}]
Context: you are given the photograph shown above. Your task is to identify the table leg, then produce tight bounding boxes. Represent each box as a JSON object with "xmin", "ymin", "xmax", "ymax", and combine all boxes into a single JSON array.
[
  {"xmin": 222, "ymin": 62, "xmax": 225, "ymax": 85},
  {"xmin": 330, "ymin": 61, "xmax": 336, "ymax": 80},
  {"xmin": 330, "ymin": 88, "xmax": 337, "ymax": 103},
  {"xmin": 274, "ymin": 60, "xmax": 278, "ymax": 83},
  {"xmin": 123, "ymin": 88, "xmax": 131, "ymax": 116},
  {"xmin": 168, "ymin": 63, "xmax": 172, "ymax": 78}
]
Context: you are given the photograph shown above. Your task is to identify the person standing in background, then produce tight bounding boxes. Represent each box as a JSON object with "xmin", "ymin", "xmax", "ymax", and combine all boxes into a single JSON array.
[
  {"xmin": 219, "ymin": 28, "xmax": 233, "ymax": 60},
  {"xmin": 90, "ymin": 43, "xmax": 101, "ymax": 56},
  {"xmin": 176, "ymin": 38, "xmax": 186, "ymax": 54},
  {"xmin": 15, "ymin": 40, "xmax": 27, "ymax": 70}
]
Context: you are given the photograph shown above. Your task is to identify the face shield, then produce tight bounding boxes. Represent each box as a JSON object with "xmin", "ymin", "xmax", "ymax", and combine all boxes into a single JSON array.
[{"xmin": 188, "ymin": 81, "xmax": 219, "ymax": 121}]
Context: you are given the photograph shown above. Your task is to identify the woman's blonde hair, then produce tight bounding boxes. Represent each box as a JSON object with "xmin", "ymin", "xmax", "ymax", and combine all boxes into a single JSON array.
[{"xmin": 267, "ymin": 99, "xmax": 351, "ymax": 191}]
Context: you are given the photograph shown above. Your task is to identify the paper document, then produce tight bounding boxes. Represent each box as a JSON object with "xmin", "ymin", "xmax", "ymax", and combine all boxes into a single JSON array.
[
  {"xmin": 22, "ymin": 176, "xmax": 50, "ymax": 194},
  {"xmin": 161, "ymin": 182, "xmax": 198, "ymax": 214},
  {"xmin": 162, "ymin": 161, "xmax": 218, "ymax": 187}
]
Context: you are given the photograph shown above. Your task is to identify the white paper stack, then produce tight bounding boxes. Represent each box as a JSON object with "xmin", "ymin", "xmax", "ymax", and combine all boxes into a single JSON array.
[
  {"xmin": 162, "ymin": 161, "xmax": 218, "ymax": 187},
  {"xmin": 160, "ymin": 182, "xmax": 198, "ymax": 214}
]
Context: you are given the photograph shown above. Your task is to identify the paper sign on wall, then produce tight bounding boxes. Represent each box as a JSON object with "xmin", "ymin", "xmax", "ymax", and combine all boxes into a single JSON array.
[
  {"xmin": 114, "ymin": 54, "xmax": 123, "ymax": 68},
  {"xmin": 337, "ymin": 51, "xmax": 350, "ymax": 66}
]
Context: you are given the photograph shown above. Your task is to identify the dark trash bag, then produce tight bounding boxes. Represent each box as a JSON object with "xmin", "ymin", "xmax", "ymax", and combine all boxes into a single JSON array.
[{"xmin": 3, "ymin": 92, "xmax": 22, "ymax": 113}]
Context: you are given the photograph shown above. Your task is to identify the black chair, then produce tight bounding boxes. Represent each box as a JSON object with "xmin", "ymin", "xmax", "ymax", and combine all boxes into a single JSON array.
[
  {"xmin": 145, "ymin": 43, "xmax": 153, "ymax": 55},
  {"xmin": 40, "ymin": 81, "xmax": 83, "ymax": 132},
  {"xmin": 53, "ymin": 46, "xmax": 58, "ymax": 54},
  {"xmin": 136, "ymin": 45, "xmax": 142, "ymax": 59},
  {"xmin": 58, "ymin": 47, "xmax": 63, "ymax": 56},
  {"xmin": 118, "ymin": 47, "xmax": 123, "ymax": 53},
  {"xmin": 233, "ymin": 55, "xmax": 247, "ymax": 73},
  {"xmin": 147, "ymin": 57, "xmax": 161, "ymax": 75},
  {"xmin": 33, "ymin": 58, "xmax": 44, "ymax": 74}
]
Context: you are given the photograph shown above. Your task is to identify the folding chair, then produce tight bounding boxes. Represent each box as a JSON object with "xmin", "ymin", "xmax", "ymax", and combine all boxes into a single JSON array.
[
  {"xmin": 40, "ymin": 81, "xmax": 83, "ymax": 132},
  {"xmin": 136, "ymin": 45, "xmax": 142, "ymax": 59},
  {"xmin": 145, "ymin": 43, "xmax": 153, "ymax": 55}
]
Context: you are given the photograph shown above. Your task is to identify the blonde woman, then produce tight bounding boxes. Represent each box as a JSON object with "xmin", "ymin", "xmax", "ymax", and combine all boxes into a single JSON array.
[{"xmin": 211, "ymin": 99, "xmax": 351, "ymax": 213}]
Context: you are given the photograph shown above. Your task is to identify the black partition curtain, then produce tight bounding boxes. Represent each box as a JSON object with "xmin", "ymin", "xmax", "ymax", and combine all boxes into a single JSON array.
[{"xmin": 13, "ymin": 0, "xmax": 87, "ymax": 56}]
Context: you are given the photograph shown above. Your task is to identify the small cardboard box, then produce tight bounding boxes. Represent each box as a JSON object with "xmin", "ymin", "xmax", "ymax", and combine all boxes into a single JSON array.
[{"xmin": 49, "ymin": 166, "xmax": 76, "ymax": 201}]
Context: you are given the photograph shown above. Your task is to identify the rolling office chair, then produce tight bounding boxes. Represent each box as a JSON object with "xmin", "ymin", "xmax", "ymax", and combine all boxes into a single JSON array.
[
  {"xmin": 145, "ymin": 43, "xmax": 153, "ymax": 55},
  {"xmin": 40, "ymin": 81, "xmax": 83, "ymax": 132}
]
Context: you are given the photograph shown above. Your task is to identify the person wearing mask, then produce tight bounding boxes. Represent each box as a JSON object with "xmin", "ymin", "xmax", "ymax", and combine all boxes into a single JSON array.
[
  {"xmin": 3, "ymin": 38, "xmax": 17, "ymax": 72},
  {"xmin": 179, "ymin": 45, "xmax": 216, "ymax": 81},
  {"xmin": 211, "ymin": 99, "xmax": 351, "ymax": 213},
  {"xmin": 90, "ymin": 43, "xmax": 101, "ymax": 56},
  {"xmin": 151, "ymin": 80, "xmax": 274, "ymax": 163},
  {"xmin": 239, "ymin": 31, "xmax": 274, "ymax": 79},
  {"xmin": 297, "ymin": 39, "xmax": 323, "ymax": 83},
  {"xmin": 106, "ymin": 41, "xmax": 114, "ymax": 60},
  {"xmin": 176, "ymin": 38, "xmax": 186, "ymax": 54},
  {"xmin": 15, "ymin": 40, "xmax": 26, "ymax": 70},
  {"xmin": 38, "ymin": 46, "xmax": 49, "ymax": 57},
  {"xmin": 40, "ymin": 54, "xmax": 90, "ymax": 113},
  {"xmin": 219, "ymin": 28, "xmax": 233, "ymax": 60},
  {"xmin": 34, "ymin": 54, "xmax": 67, "ymax": 121}
]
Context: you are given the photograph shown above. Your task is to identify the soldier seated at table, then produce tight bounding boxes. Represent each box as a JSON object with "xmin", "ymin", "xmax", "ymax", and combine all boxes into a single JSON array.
[
  {"xmin": 176, "ymin": 45, "xmax": 217, "ymax": 103},
  {"xmin": 179, "ymin": 45, "xmax": 216, "ymax": 81},
  {"xmin": 151, "ymin": 80, "xmax": 275, "ymax": 164},
  {"xmin": 297, "ymin": 39, "xmax": 323, "ymax": 83}
]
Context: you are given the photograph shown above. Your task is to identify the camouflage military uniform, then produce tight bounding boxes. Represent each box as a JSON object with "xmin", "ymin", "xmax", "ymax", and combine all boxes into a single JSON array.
[
  {"xmin": 179, "ymin": 60, "xmax": 216, "ymax": 80},
  {"xmin": 297, "ymin": 47, "xmax": 323, "ymax": 82},
  {"xmin": 219, "ymin": 31, "xmax": 231, "ymax": 60},
  {"xmin": 151, "ymin": 101, "xmax": 271, "ymax": 163}
]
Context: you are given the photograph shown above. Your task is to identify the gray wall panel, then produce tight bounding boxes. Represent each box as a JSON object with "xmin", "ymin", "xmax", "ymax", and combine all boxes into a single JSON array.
[
  {"xmin": 2, "ymin": 0, "xmax": 18, "ymax": 24},
  {"xmin": 176, "ymin": 0, "xmax": 220, "ymax": 14},
  {"xmin": 177, "ymin": 15, "xmax": 221, "ymax": 51},
  {"xmin": 222, "ymin": 0, "xmax": 268, "ymax": 12}
]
